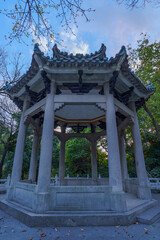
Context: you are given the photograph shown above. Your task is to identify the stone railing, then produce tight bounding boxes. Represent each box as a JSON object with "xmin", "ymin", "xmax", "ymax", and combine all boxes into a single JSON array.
[
  {"xmin": 149, "ymin": 178, "xmax": 160, "ymax": 191},
  {"xmin": 1, "ymin": 176, "xmax": 160, "ymax": 192},
  {"xmin": 0, "ymin": 179, "xmax": 7, "ymax": 193},
  {"xmin": 126, "ymin": 177, "xmax": 160, "ymax": 194}
]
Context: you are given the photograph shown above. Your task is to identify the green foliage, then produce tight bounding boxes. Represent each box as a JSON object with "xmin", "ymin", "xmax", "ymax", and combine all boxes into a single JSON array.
[
  {"xmin": 126, "ymin": 34, "xmax": 160, "ymax": 176},
  {"xmin": 51, "ymin": 136, "xmax": 60, "ymax": 176},
  {"xmin": 65, "ymin": 137, "xmax": 91, "ymax": 177},
  {"xmin": 145, "ymin": 141, "xmax": 160, "ymax": 177},
  {"xmin": 128, "ymin": 33, "xmax": 160, "ymax": 141},
  {"xmin": 22, "ymin": 135, "xmax": 33, "ymax": 179},
  {"xmin": 97, "ymin": 149, "xmax": 108, "ymax": 177}
]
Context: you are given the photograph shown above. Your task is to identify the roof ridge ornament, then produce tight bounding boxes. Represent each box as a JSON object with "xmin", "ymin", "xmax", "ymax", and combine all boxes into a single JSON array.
[
  {"xmin": 52, "ymin": 43, "xmax": 106, "ymax": 60},
  {"xmin": 118, "ymin": 45, "xmax": 127, "ymax": 56},
  {"xmin": 34, "ymin": 43, "xmax": 43, "ymax": 55},
  {"xmin": 115, "ymin": 46, "xmax": 127, "ymax": 71}
]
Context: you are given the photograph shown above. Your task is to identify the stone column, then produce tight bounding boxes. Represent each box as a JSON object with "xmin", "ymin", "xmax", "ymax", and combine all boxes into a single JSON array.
[
  {"xmin": 59, "ymin": 126, "xmax": 66, "ymax": 185},
  {"xmin": 104, "ymin": 82, "xmax": 123, "ymax": 192},
  {"xmin": 11, "ymin": 98, "xmax": 29, "ymax": 184},
  {"xmin": 91, "ymin": 139, "xmax": 97, "ymax": 184},
  {"xmin": 130, "ymin": 101, "xmax": 151, "ymax": 199},
  {"xmin": 28, "ymin": 128, "xmax": 40, "ymax": 182},
  {"xmin": 118, "ymin": 132, "xmax": 129, "ymax": 190},
  {"xmin": 37, "ymin": 81, "xmax": 55, "ymax": 192}
]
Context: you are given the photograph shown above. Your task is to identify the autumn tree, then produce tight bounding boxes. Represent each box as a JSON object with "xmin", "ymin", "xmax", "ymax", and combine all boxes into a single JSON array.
[{"xmin": 0, "ymin": 0, "xmax": 93, "ymax": 44}]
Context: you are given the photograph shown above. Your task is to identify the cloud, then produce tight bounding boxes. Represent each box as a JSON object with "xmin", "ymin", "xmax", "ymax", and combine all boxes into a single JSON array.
[
  {"xmin": 30, "ymin": 25, "xmax": 55, "ymax": 54},
  {"xmin": 74, "ymin": 0, "xmax": 160, "ymax": 57},
  {"xmin": 60, "ymin": 27, "xmax": 90, "ymax": 54}
]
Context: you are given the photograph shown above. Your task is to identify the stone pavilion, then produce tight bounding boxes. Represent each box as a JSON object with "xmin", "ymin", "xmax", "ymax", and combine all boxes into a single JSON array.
[{"xmin": 1, "ymin": 43, "xmax": 157, "ymax": 226}]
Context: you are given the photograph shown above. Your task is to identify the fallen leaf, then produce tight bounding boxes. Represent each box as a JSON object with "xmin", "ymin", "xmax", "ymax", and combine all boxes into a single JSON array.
[
  {"xmin": 130, "ymin": 236, "xmax": 134, "ymax": 238},
  {"xmin": 115, "ymin": 225, "xmax": 120, "ymax": 228},
  {"xmin": 145, "ymin": 231, "xmax": 148, "ymax": 234},
  {"xmin": 124, "ymin": 229, "xmax": 128, "ymax": 233},
  {"xmin": 133, "ymin": 222, "xmax": 138, "ymax": 224},
  {"xmin": 80, "ymin": 228, "xmax": 85, "ymax": 232},
  {"xmin": 22, "ymin": 229, "xmax": 26, "ymax": 232},
  {"xmin": 40, "ymin": 233, "xmax": 46, "ymax": 237},
  {"xmin": 29, "ymin": 238, "xmax": 33, "ymax": 240},
  {"xmin": 56, "ymin": 237, "xmax": 60, "ymax": 240}
]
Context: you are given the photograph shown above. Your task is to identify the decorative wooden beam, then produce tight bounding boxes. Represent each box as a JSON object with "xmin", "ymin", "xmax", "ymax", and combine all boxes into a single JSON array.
[{"xmin": 54, "ymin": 130, "xmax": 106, "ymax": 142}]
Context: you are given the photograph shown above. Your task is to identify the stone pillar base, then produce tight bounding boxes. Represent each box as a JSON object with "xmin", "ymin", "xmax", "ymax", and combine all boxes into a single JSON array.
[
  {"xmin": 33, "ymin": 191, "xmax": 50, "ymax": 213},
  {"xmin": 110, "ymin": 191, "xmax": 127, "ymax": 212},
  {"xmin": 7, "ymin": 185, "xmax": 14, "ymax": 201},
  {"xmin": 138, "ymin": 185, "xmax": 152, "ymax": 200}
]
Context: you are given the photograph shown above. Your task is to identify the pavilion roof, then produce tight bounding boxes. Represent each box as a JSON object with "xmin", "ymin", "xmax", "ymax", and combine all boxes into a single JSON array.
[{"xmin": 6, "ymin": 43, "xmax": 155, "ymax": 96}]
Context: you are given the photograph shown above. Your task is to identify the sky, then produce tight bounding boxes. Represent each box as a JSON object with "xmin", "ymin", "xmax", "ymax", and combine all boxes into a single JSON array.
[{"xmin": 0, "ymin": 0, "xmax": 160, "ymax": 69}]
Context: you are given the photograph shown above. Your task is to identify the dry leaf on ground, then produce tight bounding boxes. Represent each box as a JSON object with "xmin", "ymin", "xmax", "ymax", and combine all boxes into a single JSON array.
[{"xmin": 40, "ymin": 233, "xmax": 47, "ymax": 237}]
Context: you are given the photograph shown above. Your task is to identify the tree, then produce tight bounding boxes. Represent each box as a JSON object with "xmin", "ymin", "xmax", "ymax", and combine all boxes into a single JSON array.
[
  {"xmin": 0, "ymin": 0, "xmax": 93, "ymax": 44},
  {"xmin": 0, "ymin": 47, "xmax": 25, "ymax": 95},
  {"xmin": 124, "ymin": 34, "xmax": 160, "ymax": 176},
  {"xmin": 65, "ymin": 137, "xmax": 91, "ymax": 177},
  {"xmin": 128, "ymin": 34, "xmax": 160, "ymax": 140},
  {"xmin": 0, "ymin": 97, "xmax": 19, "ymax": 178},
  {"xmin": 117, "ymin": 0, "xmax": 160, "ymax": 8},
  {"xmin": 0, "ymin": 47, "xmax": 25, "ymax": 178}
]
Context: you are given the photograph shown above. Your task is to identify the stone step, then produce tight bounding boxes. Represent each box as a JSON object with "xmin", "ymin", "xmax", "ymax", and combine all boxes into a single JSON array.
[{"xmin": 137, "ymin": 206, "xmax": 160, "ymax": 224}]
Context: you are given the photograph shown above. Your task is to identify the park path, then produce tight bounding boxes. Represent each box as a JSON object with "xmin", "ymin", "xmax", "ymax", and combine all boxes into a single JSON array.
[{"xmin": 0, "ymin": 193, "xmax": 160, "ymax": 240}]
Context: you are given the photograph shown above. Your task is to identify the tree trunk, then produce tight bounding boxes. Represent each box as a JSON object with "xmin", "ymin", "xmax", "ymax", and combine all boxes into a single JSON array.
[
  {"xmin": 124, "ymin": 134, "xmax": 135, "ymax": 159},
  {"xmin": 143, "ymin": 103, "xmax": 160, "ymax": 140},
  {"xmin": 0, "ymin": 145, "xmax": 8, "ymax": 178}
]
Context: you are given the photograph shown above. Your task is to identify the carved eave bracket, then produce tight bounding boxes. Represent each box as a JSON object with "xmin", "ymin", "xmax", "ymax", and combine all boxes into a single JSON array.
[
  {"xmin": 41, "ymin": 71, "xmax": 51, "ymax": 94},
  {"xmin": 13, "ymin": 97, "xmax": 24, "ymax": 110},
  {"xmin": 109, "ymin": 71, "xmax": 119, "ymax": 94},
  {"xmin": 63, "ymin": 70, "xmax": 98, "ymax": 94}
]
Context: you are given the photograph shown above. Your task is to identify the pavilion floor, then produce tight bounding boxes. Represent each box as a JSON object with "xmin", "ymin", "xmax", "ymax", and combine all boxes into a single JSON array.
[{"xmin": 0, "ymin": 192, "xmax": 157, "ymax": 227}]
